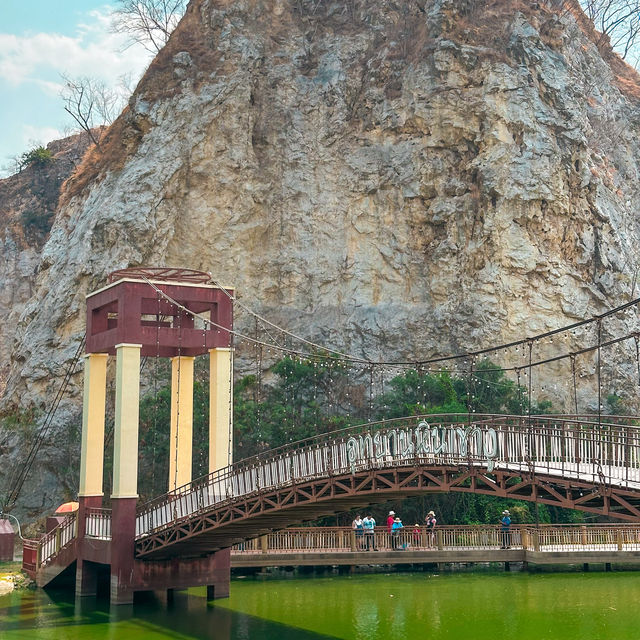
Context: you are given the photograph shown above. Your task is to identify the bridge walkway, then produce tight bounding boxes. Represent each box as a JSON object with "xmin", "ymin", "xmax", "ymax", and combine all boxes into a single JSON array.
[{"xmin": 229, "ymin": 525, "xmax": 640, "ymax": 569}]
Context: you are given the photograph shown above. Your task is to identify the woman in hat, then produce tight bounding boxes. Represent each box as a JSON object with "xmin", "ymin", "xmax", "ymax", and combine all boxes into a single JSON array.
[
  {"xmin": 425, "ymin": 510, "xmax": 437, "ymax": 548},
  {"xmin": 386, "ymin": 511, "xmax": 396, "ymax": 534},
  {"xmin": 500, "ymin": 510, "xmax": 511, "ymax": 549}
]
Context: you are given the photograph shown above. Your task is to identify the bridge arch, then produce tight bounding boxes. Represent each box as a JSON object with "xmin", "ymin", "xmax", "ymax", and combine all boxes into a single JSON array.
[{"xmin": 135, "ymin": 414, "xmax": 640, "ymax": 558}]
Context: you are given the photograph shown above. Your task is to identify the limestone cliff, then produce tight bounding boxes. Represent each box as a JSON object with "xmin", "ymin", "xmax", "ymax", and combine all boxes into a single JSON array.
[
  {"xmin": 0, "ymin": 133, "xmax": 92, "ymax": 397},
  {"xmin": 3, "ymin": 0, "xmax": 640, "ymax": 512}
]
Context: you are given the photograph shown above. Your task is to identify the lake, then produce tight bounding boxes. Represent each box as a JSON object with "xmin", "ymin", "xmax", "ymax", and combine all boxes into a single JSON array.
[{"xmin": 0, "ymin": 569, "xmax": 638, "ymax": 639}]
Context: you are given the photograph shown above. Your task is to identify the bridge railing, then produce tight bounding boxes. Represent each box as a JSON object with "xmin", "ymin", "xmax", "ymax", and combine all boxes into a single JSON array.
[
  {"xmin": 85, "ymin": 507, "xmax": 112, "ymax": 539},
  {"xmin": 29, "ymin": 514, "xmax": 78, "ymax": 568},
  {"xmin": 230, "ymin": 524, "xmax": 640, "ymax": 554},
  {"xmin": 136, "ymin": 414, "xmax": 640, "ymax": 539}
]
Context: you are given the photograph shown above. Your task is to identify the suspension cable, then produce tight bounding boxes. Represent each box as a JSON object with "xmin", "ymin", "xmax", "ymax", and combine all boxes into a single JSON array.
[{"xmin": 3, "ymin": 336, "xmax": 86, "ymax": 512}]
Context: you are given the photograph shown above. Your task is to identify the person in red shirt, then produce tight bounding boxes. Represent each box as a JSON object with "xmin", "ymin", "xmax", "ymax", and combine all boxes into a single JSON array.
[{"xmin": 386, "ymin": 511, "xmax": 395, "ymax": 532}]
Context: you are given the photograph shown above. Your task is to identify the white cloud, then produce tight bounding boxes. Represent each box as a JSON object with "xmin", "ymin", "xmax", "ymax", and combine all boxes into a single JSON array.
[
  {"xmin": 0, "ymin": 8, "xmax": 151, "ymax": 90},
  {"xmin": 21, "ymin": 124, "xmax": 63, "ymax": 149}
]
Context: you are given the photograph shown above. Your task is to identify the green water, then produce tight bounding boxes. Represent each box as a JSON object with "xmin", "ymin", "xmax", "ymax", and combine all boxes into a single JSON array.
[{"xmin": 1, "ymin": 571, "xmax": 640, "ymax": 639}]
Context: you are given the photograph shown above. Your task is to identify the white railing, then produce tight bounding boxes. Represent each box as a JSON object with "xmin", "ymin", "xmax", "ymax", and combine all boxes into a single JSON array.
[
  {"xmin": 37, "ymin": 514, "xmax": 77, "ymax": 567},
  {"xmin": 85, "ymin": 507, "xmax": 112, "ymax": 539},
  {"xmin": 136, "ymin": 414, "xmax": 640, "ymax": 540}
]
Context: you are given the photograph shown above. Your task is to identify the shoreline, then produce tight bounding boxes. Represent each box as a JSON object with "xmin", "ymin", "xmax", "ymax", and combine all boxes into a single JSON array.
[{"xmin": 0, "ymin": 564, "xmax": 33, "ymax": 596}]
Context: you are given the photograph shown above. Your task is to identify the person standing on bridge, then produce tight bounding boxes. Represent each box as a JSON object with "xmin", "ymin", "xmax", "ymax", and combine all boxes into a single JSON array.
[
  {"xmin": 425, "ymin": 510, "xmax": 437, "ymax": 548},
  {"xmin": 387, "ymin": 511, "xmax": 395, "ymax": 531},
  {"xmin": 352, "ymin": 515, "xmax": 364, "ymax": 549},
  {"xmin": 387, "ymin": 511, "xmax": 396, "ymax": 549},
  {"xmin": 500, "ymin": 510, "xmax": 511, "ymax": 549},
  {"xmin": 391, "ymin": 517, "xmax": 404, "ymax": 550},
  {"xmin": 363, "ymin": 514, "xmax": 377, "ymax": 550}
]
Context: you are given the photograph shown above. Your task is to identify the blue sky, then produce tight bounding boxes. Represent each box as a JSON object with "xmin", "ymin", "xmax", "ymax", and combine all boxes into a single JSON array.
[{"xmin": 0, "ymin": 2, "xmax": 152, "ymax": 175}]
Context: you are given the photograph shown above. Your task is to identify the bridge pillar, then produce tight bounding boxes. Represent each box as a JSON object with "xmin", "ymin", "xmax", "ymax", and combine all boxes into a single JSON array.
[
  {"xmin": 76, "ymin": 352, "xmax": 108, "ymax": 598},
  {"xmin": 110, "ymin": 343, "xmax": 141, "ymax": 605},
  {"xmin": 169, "ymin": 356, "xmax": 195, "ymax": 491},
  {"xmin": 209, "ymin": 347, "xmax": 233, "ymax": 472},
  {"xmin": 78, "ymin": 353, "xmax": 108, "ymax": 500}
]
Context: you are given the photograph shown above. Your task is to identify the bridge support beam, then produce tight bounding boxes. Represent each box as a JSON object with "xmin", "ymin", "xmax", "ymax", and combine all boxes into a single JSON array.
[
  {"xmin": 78, "ymin": 353, "xmax": 108, "ymax": 500},
  {"xmin": 209, "ymin": 347, "xmax": 233, "ymax": 472},
  {"xmin": 110, "ymin": 343, "xmax": 141, "ymax": 605},
  {"xmin": 76, "ymin": 353, "xmax": 108, "ymax": 598},
  {"xmin": 169, "ymin": 355, "xmax": 194, "ymax": 491}
]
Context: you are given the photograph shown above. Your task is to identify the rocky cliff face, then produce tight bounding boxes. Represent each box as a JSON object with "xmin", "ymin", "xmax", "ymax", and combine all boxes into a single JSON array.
[
  {"xmin": 0, "ymin": 134, "xmax": 92, "ymax": 398},
  {"xmin": 3, "ymin": 0, "xmax": 640, "ymax": 512}
]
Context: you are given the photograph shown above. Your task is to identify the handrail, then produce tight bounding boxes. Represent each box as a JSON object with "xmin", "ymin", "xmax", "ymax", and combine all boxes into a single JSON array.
[
  {"xmin": 135, "ymin": 413, "xmax": 640, "ymax": 539},
  {"xmin": 85, "ymin": 507, "xmax": 112, "ymax": 540},
  {"xmin": 27, "ymin": 513, "xmax": 78, "ymax": 569},
  {"xmin": 230, "ymin": 524, "xmax": 640, "ymax": 554},
  {"xmin": 138, "ymin": 413, "xmax": 636, "ymax": 512}
]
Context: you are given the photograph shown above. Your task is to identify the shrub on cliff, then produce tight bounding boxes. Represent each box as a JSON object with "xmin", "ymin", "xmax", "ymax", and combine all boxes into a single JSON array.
[{"xmin": 19, "ymin": 146, "xmax": 53, "ymax": 170}]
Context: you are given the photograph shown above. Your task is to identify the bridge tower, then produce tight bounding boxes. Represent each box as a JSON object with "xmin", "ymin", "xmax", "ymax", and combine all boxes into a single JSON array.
[{"xmin": 77, "ymin": 267, "xmax": 233, "ymax": 605}]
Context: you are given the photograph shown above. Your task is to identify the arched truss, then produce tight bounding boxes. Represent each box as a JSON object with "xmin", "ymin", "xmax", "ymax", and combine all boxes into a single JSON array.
[{"xmin": 136, "ymin": 463, "xmax": 640, "ymax": 559}]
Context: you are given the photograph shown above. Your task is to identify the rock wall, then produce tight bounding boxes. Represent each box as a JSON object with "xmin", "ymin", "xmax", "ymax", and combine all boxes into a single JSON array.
[
  {"xmin": 3, "ymin": 0, "xmax": 640, "ymax": 514},
  {"xmin": 0, "ymin": 133, "xmax": 92, "ymax": 397}
]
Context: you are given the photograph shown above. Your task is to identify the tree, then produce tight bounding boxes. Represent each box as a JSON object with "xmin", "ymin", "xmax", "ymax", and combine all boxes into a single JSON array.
[
  {"xmin": 19, "ymin": 146, "xmax": 53, "ymax": 170},
  {"xmin": 579, "ymin": 0, "xmax": 640, "ymax": 60},
  {"xmin": 111, "ymin": 0, "xmax": 188, "ymax": 53},
  {"xmin": 60, "ymin": 75, "xmax": 123, "ymax": 148}
]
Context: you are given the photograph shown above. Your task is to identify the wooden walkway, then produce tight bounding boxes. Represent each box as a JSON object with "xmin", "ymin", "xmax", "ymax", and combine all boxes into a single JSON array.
[{"xmin": 229, "ymin": 525, "xmax": 640, "ymax": 568}]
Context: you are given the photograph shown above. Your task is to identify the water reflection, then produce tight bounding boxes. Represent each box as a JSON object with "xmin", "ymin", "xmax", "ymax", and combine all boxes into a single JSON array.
[
  {"xmin": 0, "ymin": 588, "xmax": 339, "ymax": 639},
  {"xmin": 2, "ymin": 571, "xmax": 640, "ymax": 639}
]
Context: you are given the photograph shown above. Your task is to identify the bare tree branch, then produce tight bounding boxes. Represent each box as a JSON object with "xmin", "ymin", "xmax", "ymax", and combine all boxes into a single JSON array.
[
  {"xmin": 60, "ymin": 75, "xmax": 125, "ymax": 148},
  {"xmin": 111, "ymin": 0, "xmax": 187, "ymax": 54},
  {"xmin": 579, "ymin": 0, "xmax": 640, "ymax": 62}
]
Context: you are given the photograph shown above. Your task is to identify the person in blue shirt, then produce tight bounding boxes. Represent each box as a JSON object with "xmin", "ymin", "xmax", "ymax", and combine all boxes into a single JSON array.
[
  {"xmin": 363, "ymin": 515, "xmax": 377, "ymax": 550},
  {"xmin": 500, "ymin": 510, "xmax": 511, "ymax": 548},
  {"xmin": 391, "ymin": 517, "xmax": 403, "ymax": 550}
]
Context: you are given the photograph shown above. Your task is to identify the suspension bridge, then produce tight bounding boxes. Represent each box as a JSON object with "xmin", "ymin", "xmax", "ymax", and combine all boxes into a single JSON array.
[{"xmin": 6, "ymin": 268, "xmax": 640, "ymax": 604}]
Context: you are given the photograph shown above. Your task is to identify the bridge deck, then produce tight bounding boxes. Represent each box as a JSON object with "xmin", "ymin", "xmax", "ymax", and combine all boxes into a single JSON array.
[
  {"xmin": 229, "ymin": 525, "xmax": 640, "ymax": 568},
  {"xmin": 230, "ymin": 547, "xmax": 640, "ymax": 568}
]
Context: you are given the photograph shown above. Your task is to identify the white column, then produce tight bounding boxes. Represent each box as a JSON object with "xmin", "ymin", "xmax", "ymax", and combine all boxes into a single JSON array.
[
  {"xmin": 209, "ymin": 347, "xmax": 233, "ymax": 473},
  {"xmin": 169, "ymin": 355, "xmax": 194, "ymax": 491},
  {"xmin": 112, "ymin": 343, "xmax": 141, "ymax": 498},
  {"xmin": 79, "ymin": 353, "xmax": 108, "ymax": 497}
]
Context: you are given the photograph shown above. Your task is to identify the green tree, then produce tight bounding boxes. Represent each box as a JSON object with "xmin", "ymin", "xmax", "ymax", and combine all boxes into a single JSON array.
[{"xmin": 20, "ymin": 146, "xmax": 53, "ymax": 169}]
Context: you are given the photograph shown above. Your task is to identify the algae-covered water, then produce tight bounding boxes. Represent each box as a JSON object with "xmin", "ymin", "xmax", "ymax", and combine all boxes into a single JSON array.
[{"xmin": 0, "ymin": 570, "xmax": 638, "ymax": 639}]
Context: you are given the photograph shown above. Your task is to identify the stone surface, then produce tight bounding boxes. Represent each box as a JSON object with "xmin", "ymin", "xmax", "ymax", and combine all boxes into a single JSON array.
[{"xmin": 3, "ymin": 0, "xmax": 640, "ymax": 516}]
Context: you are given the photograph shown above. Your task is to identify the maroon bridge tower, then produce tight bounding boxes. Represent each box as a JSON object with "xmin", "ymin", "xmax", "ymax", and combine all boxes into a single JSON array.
[{"xmin": 77, "ymin": 267, "xmax": 234, "ymax": 605}]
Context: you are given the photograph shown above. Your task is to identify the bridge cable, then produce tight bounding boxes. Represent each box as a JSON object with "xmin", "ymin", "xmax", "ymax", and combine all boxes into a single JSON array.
[
  {"xmin": 154, "ymin": 276, "xmax": 640, "ymax": 370},
  {"xmin": 570, "ymin": 355, "xmax": 579, "ymax": 418},
  {"xmin": 227, "ymin": 324, "xmax": 234, "ymax": 466},
  {"xmin": 2, "ymin": 336, "xmax": 86, "ymax": 513},
  {"xmin": 597, "ymin": 319, "xmax": 602, "ymax": 428},
  {"xmin": 151, "ymin": 288, "xmax": 162, "ymax": 496},
  {"xmin": 172, "ymin": 306, "xmax": 183, "ymax": 494}
]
